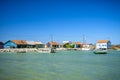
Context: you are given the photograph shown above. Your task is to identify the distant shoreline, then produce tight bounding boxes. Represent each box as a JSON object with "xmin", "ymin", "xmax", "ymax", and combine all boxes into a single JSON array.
[
  {"xmin": 0, "ymin": 48, "xmax": 120, "ymax": 53},
  {"xmin": 0, "ymin": 48, "xmax": 81, "ymax": 53}
]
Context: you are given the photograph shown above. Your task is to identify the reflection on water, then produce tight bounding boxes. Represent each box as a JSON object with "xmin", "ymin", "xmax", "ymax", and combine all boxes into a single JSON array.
[{"xmin": 0, "ymin": 50, "xmax": 120, "ymax": 80}]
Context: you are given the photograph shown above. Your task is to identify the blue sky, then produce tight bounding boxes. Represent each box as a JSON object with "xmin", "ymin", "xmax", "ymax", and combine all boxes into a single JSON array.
[{"xmin": 0, "ymin": 0, "xmax": 120, "ymax": 44}]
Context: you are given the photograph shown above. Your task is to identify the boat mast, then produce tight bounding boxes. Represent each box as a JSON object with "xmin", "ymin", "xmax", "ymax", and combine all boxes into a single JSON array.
[
  {"xmin": 83, "ymin": 34, "xmax": 86, "ymax": 45},
  {"xmin": 50, "ymin": 34, "xmax": 53, "ymax": 48}
]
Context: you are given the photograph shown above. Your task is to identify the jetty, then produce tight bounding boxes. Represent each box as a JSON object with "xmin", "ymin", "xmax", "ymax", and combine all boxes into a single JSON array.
[
  {"xmin": 93, "ymin": 49, "xmax": 108, "ymax": 54},
  {"xmin": 0, "ymin": 48, "xmax": 84, "ymax": 53},
  {"xmin": 0, "ymin": 48, "xmax": 51, "ymax": 53}
]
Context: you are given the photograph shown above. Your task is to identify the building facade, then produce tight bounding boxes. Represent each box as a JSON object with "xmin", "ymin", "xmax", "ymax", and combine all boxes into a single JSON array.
[
  {"xmin": 0, "ymin": 42, "xmax": 4, "ymax": 49},
  {"xmin": 96, "ymin": 40, "xmax": 111, "ymax": 50},
  {"xmin": 4, "ymin": 40, "xmax": 27, "ymax": 48},
  {"xmin": 47, "ymin": 42, "xmax": 59, "ymax": 48},
  {"xmin": 35, "ymin": 42, "xmax": 45, "ymax": 48},
  {"xmin": 73, "ymin": 42, "xmax": 82, "ymax": 48},
  {"xmin": 26, "ymin": 41, "xmax": 35, "ymax": 48}
]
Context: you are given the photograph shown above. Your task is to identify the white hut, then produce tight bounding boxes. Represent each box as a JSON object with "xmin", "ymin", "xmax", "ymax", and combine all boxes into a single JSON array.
[
  {"xmin": 26, "ymin": 41, "xmax": 35, "ymax": 48},
  {"xmin": 96, "ymin": 40, "xmax": 111, "ymax": 50}
]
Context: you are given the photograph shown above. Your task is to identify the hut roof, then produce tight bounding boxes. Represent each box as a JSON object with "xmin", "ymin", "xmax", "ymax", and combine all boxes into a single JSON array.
[
  {"xmin": 63, "ymin": 41, "xmax": 72, "ymax": 44},
  {"xmin": 0, "ymin": 42, "xmax": 4, "ymax": 45},
  {"xmin": 97, "ymin": 40, "xmax": 110, "ymax": 43},
  {"xmin": 26, "ymin": 41, "xmax": 35, "ymax": 45},
  {"xmin": 48, "ymin": 42, "xmax": 58, "ymax": 45},
  {"xmin": 35, "ymin": 42, "xmax": 43, "ymax": 44},
  {"xmin": 73, "ymin": 42, "xmax": 81, "ymax": 44},
  {"xmin": 12, "ymin": 40, "xmax": 27, "ymax": 45}
]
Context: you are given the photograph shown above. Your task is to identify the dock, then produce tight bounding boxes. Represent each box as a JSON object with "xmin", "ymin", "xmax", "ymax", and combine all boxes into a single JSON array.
[
  {"xmin": 0, "ymin": 48, "xmax": 51, "ymax": 53},
  {"xmin": 0, "ymin": 48, "xmax": 84, "ymax": 53}
]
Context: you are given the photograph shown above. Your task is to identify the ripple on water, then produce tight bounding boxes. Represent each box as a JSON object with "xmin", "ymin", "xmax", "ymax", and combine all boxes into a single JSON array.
[{"xmin": 0, "ymin": 50, "xmax": 120, "ymax": 80}]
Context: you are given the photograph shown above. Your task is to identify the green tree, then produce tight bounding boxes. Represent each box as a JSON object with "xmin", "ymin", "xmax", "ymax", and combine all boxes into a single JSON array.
[{"xmin": 63, "ymin": 43, "xmax": 75, "ymax": 48}]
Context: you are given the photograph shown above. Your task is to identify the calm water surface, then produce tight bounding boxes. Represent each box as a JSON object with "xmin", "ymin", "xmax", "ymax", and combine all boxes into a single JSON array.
[{"xmin": 0, "ymin": 50, "xmax": 120, "ymax": 80}]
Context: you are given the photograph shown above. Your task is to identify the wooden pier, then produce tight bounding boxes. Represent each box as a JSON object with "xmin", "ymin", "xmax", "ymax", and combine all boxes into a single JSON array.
[
  {"xmin": 0, "ymin": 48, "xmax": 51, "ymax": 53},
  {"xmin": 0, "ymin": 48, "xmax": 83, "ymax": 53}
]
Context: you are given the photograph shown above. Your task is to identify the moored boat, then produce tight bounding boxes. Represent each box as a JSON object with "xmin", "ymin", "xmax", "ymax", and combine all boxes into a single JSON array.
[
  {"xmin": 93, "ymin": 50, "xmax": 107, "ymax": 54},
  {"xmin": 50, "ymin": 48, "xmax": 56, "ymax": 53},
  {"xmin": 82, "ymin": 48, "xmax": 90, "ymax": 50}
]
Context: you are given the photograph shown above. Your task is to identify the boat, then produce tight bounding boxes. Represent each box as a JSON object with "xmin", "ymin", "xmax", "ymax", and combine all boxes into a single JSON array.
[
  {"xmin": 93, "ymin": 50, "xmax": 107, "ymax": 54},
  {"xmin": 17, "ymin": 51, "xmax": 27, "ymax": 53},
  {"xmin": 49, "ymin": 34, "xmax": 56, "ymax": 53},
  {"xmin": 82, "ymin": 47, "xmax": 90, "ymax": 50},
  {"xmin": 50, "ymin": 48, "xmax": 56, "ymax": 53},
  {"xmin": 82, "ymin": 35, "xmax": 90, "ymax": 51}
]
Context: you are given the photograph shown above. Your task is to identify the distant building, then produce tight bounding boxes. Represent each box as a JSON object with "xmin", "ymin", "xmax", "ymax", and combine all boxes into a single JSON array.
[
  {"xmin": 63, "ymin": 41, "xmax": 72, "ymax": 44},
  {"xmin": 58, "ymin": 43, "xmax": 63, "ymax": 48},
  {"xmin": 0, "ymin": 42, "xmax": 4, "ymax": 49},
  {"xmin": 47, "ymin": 41, "xmax": 59, "ymax": 48},
  {"xmin": 26, "ymin": 41, "xmax": 35, "ymax": 48},
  {"xmin": 35, "ymin": 42, "xmax": 45, "ymax": 48},
  {"xmin": 82, "ymin": 44, "xmax": 90, "ymax": 50},
  {"xmin": 73, "ymin": 42, "xmax": 82, "ymax": 48},
  {"xmin": 4, "ymin": 40, "xmax": 27, "ymax": 48},
  {"xmin": 96, "ymin": 40, "xmax": 111, "ymax": 50}
]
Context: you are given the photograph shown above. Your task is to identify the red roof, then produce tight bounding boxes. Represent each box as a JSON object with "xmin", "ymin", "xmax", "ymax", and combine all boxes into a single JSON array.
[
  {"xmin": 97, "ymin": 40, "xmax": 110, "ymax": 43},
  {"xmin": 12, "ymin": 40, "xmax": 27, "ymax": 45},
  {"xmin": 73, "ymin": 42, "xmax": 81, "ymax": 44},
  {"xmin": 48, "ymin": 42, "xmax": 58, "ymax": 45}
]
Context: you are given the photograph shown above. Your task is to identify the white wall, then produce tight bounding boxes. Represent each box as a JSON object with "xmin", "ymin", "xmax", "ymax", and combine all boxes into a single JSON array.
[
  {"xmin": 96, "ymin": 43, "xmax": 107, "ymax": 49},
  {"xmin": 63, "ymin": 41, "xmax": 72, "ymax": 44}
]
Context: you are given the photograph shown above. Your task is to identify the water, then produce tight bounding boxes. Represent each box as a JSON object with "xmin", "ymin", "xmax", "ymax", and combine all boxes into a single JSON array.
[{"xmin": 0, "ymin": 50, "xmax": 120, "ymax": 80}]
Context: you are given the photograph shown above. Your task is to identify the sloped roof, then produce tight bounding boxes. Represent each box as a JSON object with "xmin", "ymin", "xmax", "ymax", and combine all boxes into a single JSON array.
[
  {"xmin": 35, "ymin": 42, "xmax": 43, "ymax": 44},
  {"xmin": 12, "ymin": 40, "xmax": 27, "ymax": 45},
  {"xmin": 26, "ymin": 41, "xmax": 35, "ymax": 45},
  {"xmin": 63, "ymin": 41, "xmax": 72, "ymax": 44},
  {"xmin": 97, "ymin": 40, "xmax": 110, "ymax": 43},
  {"xmin": 73, "ymin": 42, "xmax": 81, "ymax": 44},
  {"xmin": 48, "ymin": 42, "xmax": 58, "ymax": 45},
  {"xmin": 0, "ymin": 42, "xmax": 4, "ymax": 45}
]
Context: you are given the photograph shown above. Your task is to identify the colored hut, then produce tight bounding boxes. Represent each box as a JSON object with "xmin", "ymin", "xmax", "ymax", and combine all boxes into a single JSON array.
[
  {"xmin": 0, "ymin": 42, "xmax": 4, "ymax": 49},
  {"xmin": 47, "ymin": 42, "xmax": 59, "ymax": 48},
  {"xmin": 96, "ymin": 40, "xmax": 111, "ymax": 50},
  {"xmin": 73, "ymin": 42, "xmax": 82, "ymax": 48},
  {"xmin": 4, "ymin": 40, "xmax": 27, "ymax": 48},
  {"xmin": 26, "ymin": 41, "xmax": 35, "ymax": 48},
  {"xmin": 35, "ymin": 42, "xmax": 45, "ymax": 48}
]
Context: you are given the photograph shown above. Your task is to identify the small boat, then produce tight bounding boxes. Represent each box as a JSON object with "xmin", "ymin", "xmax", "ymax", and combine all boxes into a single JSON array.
[
  {"xmin": 82, "ymin": 35, "xmax": 90, "ymax": 51},
  {"xmin": 50, "ymin": 48, "xmax": 56, "ymax": 53},
  {"xmin": 93, "ymin": 50, "xmax": 107, "ymax": 54},
  {"xmin": 17, "ymin": 51, "xmax": 27, "ymax": 53},
  {"xmin": 82, "ymin": 48, "xmax": 90, "ymax": 50}
]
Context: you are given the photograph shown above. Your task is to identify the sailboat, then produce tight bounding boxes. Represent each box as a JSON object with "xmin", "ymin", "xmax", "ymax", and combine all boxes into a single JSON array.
[
  {"xmin": 93, "ymin": 49, "xmax": 107, "ymax": 54},
  {"xmin": 50, "ymin": 34, "xmax": 56, "ymax": 53},
  {"xmin": 81, "ymin": 35, "xmax": 90, "ymax": 50}
]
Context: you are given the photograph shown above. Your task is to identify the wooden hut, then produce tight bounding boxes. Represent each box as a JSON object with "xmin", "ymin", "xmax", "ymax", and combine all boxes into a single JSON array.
[
  {"xmin": 96, "ymin": 40, "xmax": 111, "ymax": 50},
  {"xmin": 4, "ymin": 40, "xmax": 27, "ymax": 48},
  {"xmin": 73, "ymin": 42, "xmax": 82, "ymax": 48},
  {"xmin": 35, "ymin": 42, "xmax": 45, "ymax": 48},
  {"xmin": 47, "ymin": 42, "xmax": 59, "ymax": 48},
  {"xmin": 26, "ymin": 41, "xmax": 35, "ymax": 48},
  {"xmin": 0, "ymin": 42, "xmax": 4, "ymax": 49}
]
